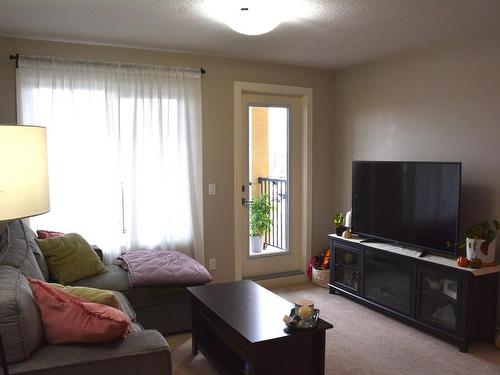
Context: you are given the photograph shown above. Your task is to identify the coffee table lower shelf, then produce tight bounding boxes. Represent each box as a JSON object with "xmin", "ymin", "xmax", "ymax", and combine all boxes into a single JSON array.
[{"xmin": 192, "ymin": 306, "xmax": 247, "ymax": 374}]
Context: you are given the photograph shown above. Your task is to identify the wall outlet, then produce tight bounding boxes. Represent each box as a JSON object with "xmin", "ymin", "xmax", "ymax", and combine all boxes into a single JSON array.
[{"xmin": 208, "ymin": 258, "xmax": 216, "ymax": 270}]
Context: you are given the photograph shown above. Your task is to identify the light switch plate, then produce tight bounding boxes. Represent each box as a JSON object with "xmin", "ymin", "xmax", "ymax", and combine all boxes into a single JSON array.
[
  {"xmin": 208, "ymin": 258, "xmax": 216, "ymax": 270},
  {"xmin": 208, "ymin": 183, "xmax": 216, "ymax": 196}
]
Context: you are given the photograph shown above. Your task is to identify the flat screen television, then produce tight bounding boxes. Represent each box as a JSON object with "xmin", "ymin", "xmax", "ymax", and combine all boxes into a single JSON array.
[{"xmin": 351, "ymin": 161, "xmax": 461, "ymax": 256}]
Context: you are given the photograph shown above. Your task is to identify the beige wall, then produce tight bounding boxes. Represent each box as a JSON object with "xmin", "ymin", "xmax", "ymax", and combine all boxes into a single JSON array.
[
  {"xmin": 331, "ymin": 37, "xmax": 500, "ymax": 325},
  {"xmin": 0, "ymin": 36, "xmax": 335, "ymax": 282}
]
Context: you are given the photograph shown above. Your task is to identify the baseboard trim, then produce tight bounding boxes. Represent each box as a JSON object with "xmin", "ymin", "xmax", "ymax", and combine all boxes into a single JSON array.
[
  {"xmin": 244, "ymin": 271, "xmax": 307, "ymax": 289},
  {"xmin": 245, "ymin": 270, "xmax": 303, "ymax": 281}
]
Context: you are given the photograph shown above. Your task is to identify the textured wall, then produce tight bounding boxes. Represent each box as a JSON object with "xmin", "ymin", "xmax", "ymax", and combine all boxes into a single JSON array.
[
  {"xmin": 331, "ymin": 37, "xmax": 500, "ymax": 326},
  {"xmin": 0, "ymin": 36, "xmax": 335, "ymax": 282}
]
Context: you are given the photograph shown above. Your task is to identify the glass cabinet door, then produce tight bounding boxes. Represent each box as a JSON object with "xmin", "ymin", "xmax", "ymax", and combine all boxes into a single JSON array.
[
  {"xmin": 416, "ymin": 268, "xmax": 460, "ymax": 333},
  {"xmin": 333, "ymin": 246, "xmax": 360, "ymax": 293}
]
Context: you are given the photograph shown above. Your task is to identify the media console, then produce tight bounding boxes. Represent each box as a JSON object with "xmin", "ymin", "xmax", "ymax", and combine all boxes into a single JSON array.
[{"xmin": 329, "ymin": 234, "xmax": 500, "ymax": 352}]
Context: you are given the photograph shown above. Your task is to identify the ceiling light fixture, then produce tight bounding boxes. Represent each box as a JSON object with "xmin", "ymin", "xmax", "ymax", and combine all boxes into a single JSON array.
[
  {"xmin": 202, "ymin": 0, "xmax": 313, "ymax": 36},
  {"xmin": 225, "ymin": 3, "xmax": 282, "ymax": 36}
]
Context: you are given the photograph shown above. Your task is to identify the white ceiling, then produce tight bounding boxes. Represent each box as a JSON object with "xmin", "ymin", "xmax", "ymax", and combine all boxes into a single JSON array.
[{"xmin": 1, "ymin": 0, "xmax": 500, "ymax": 70}]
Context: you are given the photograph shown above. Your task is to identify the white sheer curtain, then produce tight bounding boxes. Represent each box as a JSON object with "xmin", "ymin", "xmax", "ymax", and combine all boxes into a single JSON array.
[{"xmin": 17, "ymin": 55, "xmax": 204, "ymax": 264}]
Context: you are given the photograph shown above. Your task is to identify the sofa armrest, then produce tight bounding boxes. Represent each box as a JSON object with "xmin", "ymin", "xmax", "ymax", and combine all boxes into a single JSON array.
[{"xmin": 9, "ymin": 330, "xmax": 171, "ymax": 375}]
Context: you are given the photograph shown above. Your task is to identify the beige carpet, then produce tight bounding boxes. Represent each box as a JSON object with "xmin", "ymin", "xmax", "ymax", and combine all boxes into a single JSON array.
[{"xmin": 166, "ymin": 283, "xmax": 500, "ymax": 375}]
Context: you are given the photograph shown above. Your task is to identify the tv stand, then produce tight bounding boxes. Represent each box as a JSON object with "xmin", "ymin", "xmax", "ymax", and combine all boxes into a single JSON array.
[
  {"xmin": 359, "ymin": 238, "xmax": 385, "ymax": 244},
  {"xmin": 417, "ymin": 249, "xmax": 428, "ymax": 258},
  {"xmin": 359, "ymin": 238, "xmax": 429, "ymax": 257},
  {"xmin": 329, "ymin": 234, "xmax": 500, "ymax": 352}
]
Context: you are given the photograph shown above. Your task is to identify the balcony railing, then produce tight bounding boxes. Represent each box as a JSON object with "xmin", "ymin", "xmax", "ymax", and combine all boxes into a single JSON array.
[{"xmin": 258, "ymin": 177, "xmax": 287, "ymax": 251}]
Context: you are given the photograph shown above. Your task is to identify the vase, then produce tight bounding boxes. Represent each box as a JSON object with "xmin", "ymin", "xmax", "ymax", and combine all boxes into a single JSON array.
[
  {"xmin": 249, "ymin": 235, "xmax": 264, "ymax": 253},
  {"xmin": 335, "ymin": 226, "xmax": 347, "ymax": 236},
  {"xmin": 466, "ymin": 238, "xmax": 496, "ymax": 265},
  {"xmin": 345, "ymin": 210, "xmax": 352, "ymax": 228}
]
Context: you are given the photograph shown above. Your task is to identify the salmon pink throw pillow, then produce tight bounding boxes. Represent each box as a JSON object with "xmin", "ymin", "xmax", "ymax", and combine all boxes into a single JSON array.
[
  {"xmin": 36, "ymin": 229, "xmax": 64, "ymax": 239},
  {"xmin": 28, "ymin": 278, "xmax": 132, "ymax": 344}
]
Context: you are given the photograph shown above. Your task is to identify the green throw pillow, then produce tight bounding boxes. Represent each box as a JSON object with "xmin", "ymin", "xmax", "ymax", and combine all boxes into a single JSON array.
[
  {"xmin": 50, "ymin": 283, "xmax": 120, "ymax": 309},
  {"xmin": 36, "ymin": 233, "xmax": 107, "ymax": 284}
]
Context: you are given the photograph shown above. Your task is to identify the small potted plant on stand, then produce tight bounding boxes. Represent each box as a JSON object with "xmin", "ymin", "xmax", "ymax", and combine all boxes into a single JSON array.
[
  {"xmin": 332, "ymin": 212, "xmax": 346, "ymax": 236},
  {"xmin": 465, "ymin": 219, "xmax": 499, "ymax": 266},
  {"xmin": 249, "ymin": 193, "xmax": 272, "ymax": 253}
]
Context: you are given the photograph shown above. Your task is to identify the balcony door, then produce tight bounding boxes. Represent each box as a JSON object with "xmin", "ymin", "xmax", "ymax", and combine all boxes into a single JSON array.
[
  {"xmin": 237, "ymin": 90, "xmax": 306, "ymax": 279},
  {"xmin": 247, "ymin": 103, "xmax": 289, "ymax": 256}
]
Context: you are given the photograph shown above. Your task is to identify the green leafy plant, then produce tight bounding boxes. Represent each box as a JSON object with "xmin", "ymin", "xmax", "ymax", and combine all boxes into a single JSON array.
[
  {"xmin": 447, "ymin": 219, "xmax": 499, "ymax": 251},
  {"xmin": 331, "ymin": 212, "xmax": 344, "ymax": 227},
  {"xmin": 250, "ymin": 193, "xmax": 272, "ymax": 237},
  {"xmin": 464, "ymin": 219, "xmax": 499, "ymax": 254}
]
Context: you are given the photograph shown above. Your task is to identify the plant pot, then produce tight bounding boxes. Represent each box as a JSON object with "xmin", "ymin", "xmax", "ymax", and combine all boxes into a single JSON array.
[
  {"xmin": 249, "ymin": 235, "xmax": 265, "ymax": 253},
  {"xmin": 312, "ymin": 268, "xmax": 330, "ymax": 288},
  {"xmin": 335, "ymin": 226, "xmax": 347, "ymax": 236},
  {"xmin": 466, "ymin": 238, "xmax": 496, "ymax": 265}
]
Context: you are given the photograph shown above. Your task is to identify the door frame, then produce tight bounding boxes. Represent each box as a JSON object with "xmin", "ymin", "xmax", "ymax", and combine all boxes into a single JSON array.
[{"xmin": 233, "ymin": 81, "xmax": 313, "ymax": 281}]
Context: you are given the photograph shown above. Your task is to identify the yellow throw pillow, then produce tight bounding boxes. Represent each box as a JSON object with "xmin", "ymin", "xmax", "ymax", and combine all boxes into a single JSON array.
[
  {"xmin": 36, "ymin": 233, "xmax": 107, "ymax": 284},
  {"xmin": 50, "ymin": 283, "xmax": 120, "ymax": 310}
]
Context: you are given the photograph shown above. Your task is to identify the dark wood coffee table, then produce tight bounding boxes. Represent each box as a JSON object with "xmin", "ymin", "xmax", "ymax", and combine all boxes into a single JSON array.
[{"xmin": 187, "ymin": 280, "xmax": 332, "ymax": 375}]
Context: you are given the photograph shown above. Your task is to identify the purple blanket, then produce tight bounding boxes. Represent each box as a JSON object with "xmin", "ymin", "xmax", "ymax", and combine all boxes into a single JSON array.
[{"xmin": 115, "ymin": 249, "xmax": 212, "ymax": 287}]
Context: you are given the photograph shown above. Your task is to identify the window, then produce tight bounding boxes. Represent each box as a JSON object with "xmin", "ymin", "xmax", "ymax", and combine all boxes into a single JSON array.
[{"xmin": 17, "ymin": 56, "xmax": 203, "ymax": 263}]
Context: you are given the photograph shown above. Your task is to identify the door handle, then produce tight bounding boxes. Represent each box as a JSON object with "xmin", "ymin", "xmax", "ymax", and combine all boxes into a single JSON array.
[{"xmin": 241, "ymin": 198, "xmax": 252, "ymax": 206}]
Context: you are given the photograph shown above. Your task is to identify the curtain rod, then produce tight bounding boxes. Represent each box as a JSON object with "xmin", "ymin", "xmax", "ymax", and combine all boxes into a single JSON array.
[
  {"xmin": 9, "ymin": 53, "xmax": 206, "ymax": 74},
  {"xmin": 9, "ymin": 53, "xmax": 19, "ymax": 68}
]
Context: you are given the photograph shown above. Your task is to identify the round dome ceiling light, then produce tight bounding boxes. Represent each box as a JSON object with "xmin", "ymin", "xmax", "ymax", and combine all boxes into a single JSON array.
[
  {"xmin": 225, "ymin": 5, "xmax": 282, "ymax": 36},
  {"xmin": 202, "ymin": 0, "xmax": 294, "ymax": 36}
]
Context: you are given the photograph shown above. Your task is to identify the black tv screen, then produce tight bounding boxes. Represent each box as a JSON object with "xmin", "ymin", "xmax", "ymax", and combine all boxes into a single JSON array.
[{"xmin": 352, "ymin": 161, "xmax": 461, "ymax": 255}]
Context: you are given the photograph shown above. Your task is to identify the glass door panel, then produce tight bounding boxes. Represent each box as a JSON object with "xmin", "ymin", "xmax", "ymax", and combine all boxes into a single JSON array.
[
  {"xmin": 248, "ymin": 106, "xmax": 289, "ymax": 256},
  {"xmin": 417, "ymin": 269, "xmax": 459, "ymax": 332},
  {"xmin": 334, "ymin": 247, "xmax": 360, "ymax": 292}
]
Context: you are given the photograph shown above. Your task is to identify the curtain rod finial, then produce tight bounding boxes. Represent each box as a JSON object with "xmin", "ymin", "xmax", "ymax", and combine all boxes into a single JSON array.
[{"xmin": 9, "ymin": 53, "xmax": 20, "ymax": 68}]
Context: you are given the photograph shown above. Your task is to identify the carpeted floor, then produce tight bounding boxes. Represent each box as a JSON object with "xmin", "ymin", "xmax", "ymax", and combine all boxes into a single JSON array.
[{"xmin": 166, "ymin": 283, "xmax": 500, "ymax": 375}]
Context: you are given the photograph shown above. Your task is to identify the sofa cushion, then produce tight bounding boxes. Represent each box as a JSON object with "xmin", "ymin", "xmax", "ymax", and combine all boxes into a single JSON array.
[
  {"xmin": 0, "ymin": 220, "xmax": 45, "ymax": 280},
  {"xmin": 0, "ymin": 265, "xmax": 44, "ymax": 364},
  {"xmin": 131, "ymin": 322, "xmax": 143, "ymax": 332},
  {"xmin": 8, "ymin": 330, "xmax": 171, "ymax": 375},
  {"xmin": 28, "ymin": 278, "xmax": 133, "ymax": 344},
  {"xmin": 113, "ymin": 291, "xmax": 137, "ymax": 322},
  {"xmin": 50, "ymin": 283, "xmax": 121, "ymax": 309},
  {"xmin": 72, "ymin": 264, "xmax": 131, "ymax": 291},
  {"xmin": 122, "ymin": 286, "xmax": 192, "ymax": 334},
  {"xmin": 23, "ymin": 220, "xmax": 50, "ymax": 280},
  {"xmin": 36, "ymin": 233, "xmax": 107, "ymax": 284}
]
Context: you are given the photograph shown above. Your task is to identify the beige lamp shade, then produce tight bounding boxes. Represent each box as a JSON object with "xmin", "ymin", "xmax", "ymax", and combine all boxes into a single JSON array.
[{"xmin": 0, "ymin": 125, "xmax": 50, "ymax": 221}]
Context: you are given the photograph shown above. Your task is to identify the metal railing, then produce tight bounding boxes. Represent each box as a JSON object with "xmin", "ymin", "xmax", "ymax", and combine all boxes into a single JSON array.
[{"xmin": 258, "ymin": 177, "xmax": 288, "ymax": 251}]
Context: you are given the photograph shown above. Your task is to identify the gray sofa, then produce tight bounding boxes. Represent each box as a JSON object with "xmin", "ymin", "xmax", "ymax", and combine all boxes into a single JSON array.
[
  {"xmin": 73, "ymin": 264, "xmax": 193, "ymax": 335},
  {"xmin": 0, "ymin": 220, "xmax": 173, "ymax": 374}
]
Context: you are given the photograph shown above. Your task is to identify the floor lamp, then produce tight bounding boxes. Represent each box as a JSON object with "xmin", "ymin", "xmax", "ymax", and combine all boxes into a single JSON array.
[{"xmin": 0, "ymin": 125, "xmax": 50, "ymax": 375}]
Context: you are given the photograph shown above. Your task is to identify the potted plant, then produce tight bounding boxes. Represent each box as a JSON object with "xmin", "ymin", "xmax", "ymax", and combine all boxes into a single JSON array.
[
  {"xmin": 249, "ymin": 193, "xmax": 272, "ymax": 253},
  {"xmin": 331, "ymin": 212, "xmax": 346, "ymax": 236},
  {"xmin": 465, "ymin": 219, "xmax": 499, "ymax": 265},
  {"xmin": 307, "ymin": 248, "xmax": 331, "ymax": 288}
]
